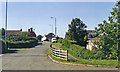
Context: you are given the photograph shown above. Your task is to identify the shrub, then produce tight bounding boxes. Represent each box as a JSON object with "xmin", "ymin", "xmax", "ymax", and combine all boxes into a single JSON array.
[
  {"xmin": 26, "ymin": 37, "xmax": 38, "ymax": 41},
  {"xmin": 8, "ymin": 37, "xmax": 38, "ymax": 48},
  {"xmin": 57, "ymin": 38, "xmax": 109, "ymax": 60},
  {"xmin": 37, "ymin": 35, "xmax": 42, "ymax": 41},
  {"xmin": 94, "ymin": 51, "xmax": 106, "ymax": 59}
]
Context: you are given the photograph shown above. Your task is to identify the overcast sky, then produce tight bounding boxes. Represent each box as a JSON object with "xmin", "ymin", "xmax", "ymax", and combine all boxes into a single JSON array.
[{"xmin": 1, "ymin": 2, "xmax": 116, "ymax": 38}]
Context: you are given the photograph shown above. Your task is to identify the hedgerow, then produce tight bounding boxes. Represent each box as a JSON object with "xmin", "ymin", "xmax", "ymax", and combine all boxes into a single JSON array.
[
  {"xmin": 8, "ymin": 37, "xmax": 38, "ymax": 48},
  {"xmin": 57, "ymin": 39, "xmax": 109, "ymax": 59}
]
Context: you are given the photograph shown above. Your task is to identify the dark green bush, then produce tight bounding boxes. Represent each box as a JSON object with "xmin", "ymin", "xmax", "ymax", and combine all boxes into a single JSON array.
[
  {"xmin": 8, "ymin": 37, "xmax": 38, "ymax": 48},
  {"xmin": 57, "ymin": 38, "xmax": 108, "ymax": 60}
]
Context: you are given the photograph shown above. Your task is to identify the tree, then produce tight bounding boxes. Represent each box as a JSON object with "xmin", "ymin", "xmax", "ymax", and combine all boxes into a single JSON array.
[
  {"xmin": 1, "ymin": 28, "xmax": 5, "ymax": 36},
  {"xmin": 37, "ymin": 35, "xmax": 42, "ymax": 41},
  {"xmin": 67, "ymin": 18, "xmax": 87, "ymax": 46},
  {"xmin": 46, "ymin": 33, "xmax": 55, "ymax": 41},
  {"xmin": 47, "ymin": 33, "xmax": 55, "ymax": 37},
  {"xmin": 0, "ymin": 28, "xmax": 5, "ymax": 39},
  {"xmin": 95, "ymin": 1, "xmax": 120, "ymax": 59}
]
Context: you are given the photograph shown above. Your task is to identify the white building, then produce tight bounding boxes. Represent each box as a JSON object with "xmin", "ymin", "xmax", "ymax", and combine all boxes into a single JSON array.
[
  {"xmin": 41, "ymin": 35, "xmax": 47, "ymax": 41},
  {"xmin": 86, "ymin": 37, "xmax": 101, "ymax": 50}
]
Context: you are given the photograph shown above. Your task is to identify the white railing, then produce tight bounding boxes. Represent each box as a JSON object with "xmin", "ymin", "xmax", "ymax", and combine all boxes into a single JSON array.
[{"xmin": 50, "ymin": 47, "xmax": 68, "ymax": 61}]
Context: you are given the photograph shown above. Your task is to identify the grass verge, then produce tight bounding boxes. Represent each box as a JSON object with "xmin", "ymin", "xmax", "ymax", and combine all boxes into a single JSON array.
[
  {"xmin": 52, "ymin": 43, "xmax": 62, "ymax": 47},
  {"xmin": 3, "ymin": 48, "xmax": 27, "ymax": 54},
  {"xmin": 8, "ymin": 48, "xmax": 26, "ymax": 51},
  {"xmin": 52, "ymin": 43, "xmax": 118, "ymax": 66}
]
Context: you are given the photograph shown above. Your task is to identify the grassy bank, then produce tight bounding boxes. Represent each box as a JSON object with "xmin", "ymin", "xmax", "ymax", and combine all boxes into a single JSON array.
[
  {"xmin": 52, "ymin": 43, "xmax": 118, "ymax": 66},
  {"xmin": 46, "ymin": 48, "xmax": 66, "ymax": 62}
]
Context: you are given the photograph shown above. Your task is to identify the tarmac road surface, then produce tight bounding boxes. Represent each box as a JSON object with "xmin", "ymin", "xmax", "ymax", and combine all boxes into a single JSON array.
[{"xmin": 2, "ymin": 42, "xmax": 119, "ymax": 70}]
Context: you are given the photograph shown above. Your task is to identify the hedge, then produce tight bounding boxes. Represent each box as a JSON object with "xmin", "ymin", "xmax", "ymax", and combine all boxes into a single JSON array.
[
  {"xmin": 57, "ymin": 39, "xmax": 108, "ymax": 60},
  {"xmin": 0, "ymin": 40, "xmax": 8, "ymax": 53},
  {"xmin": 8, "ymin": 37, "xmax": 38, "ymax": 48}
]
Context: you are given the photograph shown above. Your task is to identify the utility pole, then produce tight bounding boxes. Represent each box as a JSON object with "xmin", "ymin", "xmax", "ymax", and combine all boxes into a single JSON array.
[
  {"xmin": 5, "ymin": 0, "xmax": 8, "ymax": 51},
  {"xmin": 51, "ymin": 17, "xmax": 57, "ymax": 37},
  {"xmin": 55, "ymin": 18, "xmax": 57, "ymax": 37}
]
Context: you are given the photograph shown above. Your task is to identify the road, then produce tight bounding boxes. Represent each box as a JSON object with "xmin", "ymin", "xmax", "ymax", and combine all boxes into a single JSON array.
[{"xmin": 2, "ymin": 42, "xmax": 119, "ymax": 70}]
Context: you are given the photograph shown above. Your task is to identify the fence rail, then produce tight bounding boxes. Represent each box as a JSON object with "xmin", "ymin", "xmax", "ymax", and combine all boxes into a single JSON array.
[{"xmin": 50, "ymin": 47, "xmax": 68, "ymax": 61}]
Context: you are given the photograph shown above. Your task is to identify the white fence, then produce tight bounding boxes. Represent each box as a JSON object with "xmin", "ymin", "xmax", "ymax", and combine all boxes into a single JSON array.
[{"xmin": 50, "ymin": 47, "xmax": 68, "ymax": 61}]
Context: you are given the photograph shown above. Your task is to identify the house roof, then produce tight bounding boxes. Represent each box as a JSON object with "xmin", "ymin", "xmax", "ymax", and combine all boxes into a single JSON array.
[
  {"xmin": 87, "ymin": 30, "xmax": 96, "ymax": 33},
  {"xmin": 29, "ymin": 32, "xmax": 36, "ymax": 37},
  {"xmin": 87, "ymin": 37, "xmax": 101, "ymax": 41},
  {"xmin": 7, "ymin": 30, "xmax": 22, "ymax": 35}
]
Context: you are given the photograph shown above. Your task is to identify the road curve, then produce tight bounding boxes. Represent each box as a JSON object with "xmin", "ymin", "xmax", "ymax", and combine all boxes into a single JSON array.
[{"xmin": 2, "ymin": 42, "xmax": 118, "ymax": 70}]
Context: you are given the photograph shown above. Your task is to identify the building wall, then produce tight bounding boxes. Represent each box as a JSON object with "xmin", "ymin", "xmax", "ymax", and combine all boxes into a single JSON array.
[
  {"xmin": 87, "ymin": 41, "xmax": 97, "ymax": 50},
  {"xmin": 87, "ymin": 42, "xmax": 93, "ymax": 50},
  {"xmin": 41, "ymin": 36, "xmax": 47, "ymax": 41}
]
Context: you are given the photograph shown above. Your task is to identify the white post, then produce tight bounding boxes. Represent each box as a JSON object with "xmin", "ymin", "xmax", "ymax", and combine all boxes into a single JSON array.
[{"xmin": 66, "ymin": 50, "xmax": 68, "ymax": 61}]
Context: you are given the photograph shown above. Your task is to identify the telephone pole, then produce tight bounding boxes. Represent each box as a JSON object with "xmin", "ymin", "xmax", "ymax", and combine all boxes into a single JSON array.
[
  {"xmin": 51, "ymin": 17, "xmax": 57, "ymax": 37},
  {"xmin": 5, "ymin": 0, "xmax": 8, "ymax": 51}
]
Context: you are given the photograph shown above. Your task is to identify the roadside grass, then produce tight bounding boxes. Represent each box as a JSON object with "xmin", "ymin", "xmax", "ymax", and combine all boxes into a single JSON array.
[
  {"xmin": 46, "ymin": 48, "xmax": 50, "ymax": 56},
  {"xmin": 46, "ymin": 48, "xmax": 67, "ymax": 62},
  {"xmin": 3, "ymin": 48, "xmax": 27, "ymax": 54},
  {"xmin": 73, "ymin": 58, "xmax": 117, "ymax": 66},
  {"xmin": 8, "ymin": 48, "xmax": 26, "ymax": 51},
  {"xmin": 52, "ymin": 43, "xmax": 118, "ymax": 66},
  {"xmin": 52, "ymin": 43, "xmax": 62, "ymax": 48},
  {"xmin": 50, "ymin": 54, "xmax": 67, "ymax": 62}
]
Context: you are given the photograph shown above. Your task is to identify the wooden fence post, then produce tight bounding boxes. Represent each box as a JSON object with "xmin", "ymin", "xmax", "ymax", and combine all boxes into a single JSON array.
[{"xmin": 67, "ymin": 50, "xmax": 68, "ymax": 61}]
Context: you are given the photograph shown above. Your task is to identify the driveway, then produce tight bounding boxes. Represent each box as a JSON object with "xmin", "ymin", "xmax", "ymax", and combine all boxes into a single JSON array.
[{"xmin": 2, "ymin": 42, "xmax": 119, "ymax": 70}]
